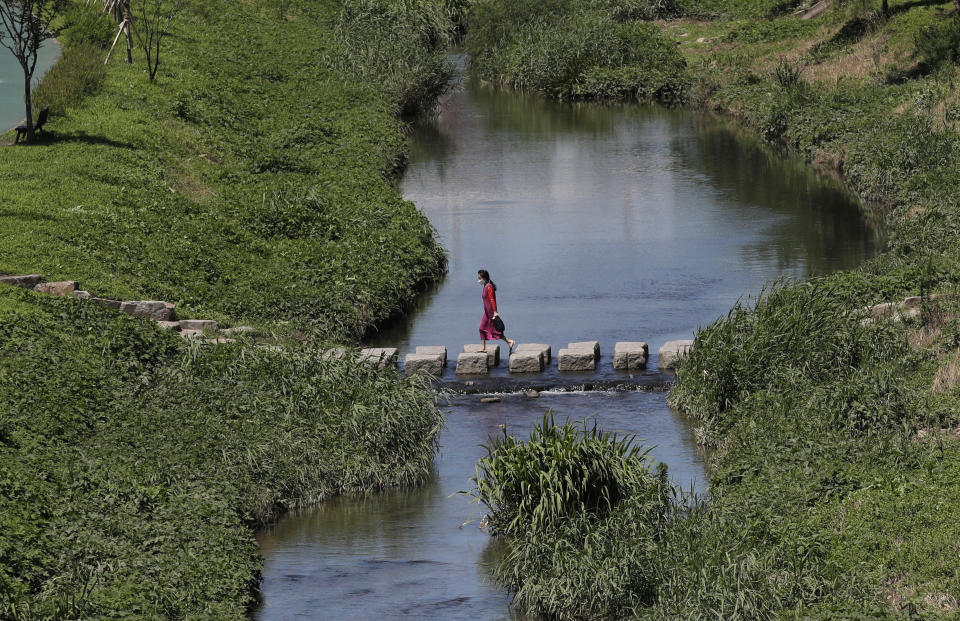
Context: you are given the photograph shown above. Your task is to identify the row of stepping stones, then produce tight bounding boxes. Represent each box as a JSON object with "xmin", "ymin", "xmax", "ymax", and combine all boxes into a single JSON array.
[
  {"xmin": 0, "ymin": 274, "xmax": 251, "ymax": 343},
  {"xmin": 340, "ymin": 340, "xmax": 695, "ymax": 377}
]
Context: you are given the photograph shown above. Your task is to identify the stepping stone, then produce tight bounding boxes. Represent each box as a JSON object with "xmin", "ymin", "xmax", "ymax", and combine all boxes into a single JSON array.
[
  {"xmin": 0, "ymin": 274, "xmax": 43, "ymax": 289},
  {"xmin": 90, "ymin": 297, "xmax": 122, "ymax": 310},
  {"xmin": 34, "ymin": 281, "xmax": 77, "ymax": 296},
  {"xmin": 73, "ymin": 290, "xmax": 91, "ymax": 299},
  {"xmin": 404, "ymin": 353, "xmax": 444, "ymax": 377},
  {"xmin": 120, "ymin": 301, "xmax": 175, "ymax": 321},
  {"xmin": 179, "ymin": 319, "xmax": 219, "ymax": 332},
  {"xmin": 180, "ymin": 329, "xmax": 204, "ymax": 340},
  {"xmin": 480, "ymin": 396, "xmax": 501, "ymax": 404},
  {"xmin": 568, "ymin": 341, "xmax": 600, "ymax": 362},
  {"xmin": 463, "ymin": 344, "xmax": 500, "ymax": 366},
  {"xmin": 360, "ymin": 347, "xmax": 398, "ymax": 369},
  {"xmin": 516, "ymin": 343, "xmax": 551, "ymax": 365},
  {"xmin": 509, "ymin": 350, "xmax": 543, "ymax": 373},
  {"xmin": 614, "ymin": 342, "xmax": 649, "ymax": 370},
  {"xmin": 658, "ymin": 340, "xmax": 694, "ymax": 370},
  {"xmin": 558, "ymin": 348, "xmax": 596, "ymax": 371},
  {"xmin": 157, "ymin": 321, "xmax": 181, "ymax": 331},
  {"xmin": 525, "ymin": 390, "xmax": 540, "ymax": 398},
  {"xmin": 415, "ymin": 346, "xmax": 447, "ymax": 367},
  {"xmin": 456, "ymin": 352, "xmax": 489, "ymax": 375}
]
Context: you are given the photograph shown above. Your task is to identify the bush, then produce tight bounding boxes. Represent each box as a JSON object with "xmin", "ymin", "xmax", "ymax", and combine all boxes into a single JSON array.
[
  {"xmin": 60, "ymin": 5, "xmax": 117, "ymax": 50},
  {"xmin": 914, "ymin": 15, "xmax": 960, "ymax": 69}
]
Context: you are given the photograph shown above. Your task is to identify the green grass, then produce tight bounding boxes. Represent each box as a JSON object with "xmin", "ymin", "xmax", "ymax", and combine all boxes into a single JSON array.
[{"xmin": 1, "ymin": 0, "xmax": 449, "ymax": 342}]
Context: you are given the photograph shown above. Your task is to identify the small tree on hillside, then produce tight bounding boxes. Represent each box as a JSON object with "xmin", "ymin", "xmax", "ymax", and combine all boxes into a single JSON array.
[
  {"xmin": 135, "ymin": 0, "xmax": 184, "ymax": 82},
  {"xmin": 0, "ymin": 0, "xmax": 69, "ymax": 143}
]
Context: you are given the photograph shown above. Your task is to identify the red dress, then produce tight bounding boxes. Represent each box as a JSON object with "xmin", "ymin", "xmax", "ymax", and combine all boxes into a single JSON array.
[{"xmin": 479, "ymin": 283, "xmax": 504, "ymax": 340}]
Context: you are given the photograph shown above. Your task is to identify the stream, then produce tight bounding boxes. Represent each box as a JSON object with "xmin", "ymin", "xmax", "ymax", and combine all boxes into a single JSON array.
[{"xmin": 254, "ymin": 70, "xmax": 882, "ymax": 620}]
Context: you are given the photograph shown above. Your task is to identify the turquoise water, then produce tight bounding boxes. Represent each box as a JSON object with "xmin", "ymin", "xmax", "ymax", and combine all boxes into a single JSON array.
[{"xmin": 0, "ymin": 39, "xmax": 60, "ymax": 131}]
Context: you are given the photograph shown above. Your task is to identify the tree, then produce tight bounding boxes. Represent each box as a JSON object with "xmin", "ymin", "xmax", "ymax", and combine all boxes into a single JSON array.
[
  {"xmin": 0, "ymin": 0, "xmax": 68, "ymax": 143},
  {"xmin": 135, "ymin": 0, "xmax": 183, "ymax": 82}
]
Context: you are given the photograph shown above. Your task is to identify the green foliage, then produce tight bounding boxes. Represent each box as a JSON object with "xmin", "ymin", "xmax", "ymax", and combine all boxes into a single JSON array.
[
  {"xmin": 0, "ymin": 287, "xmax": 443, "ymax": 617},
  {"xmin": 32, "ymin": 44, "xmax": 107, "ymax": 117},
  {"xmin": 465, "ymin": 0, "xmax": 688, "ymax": 102},
  {"xmin": 59, "ymin": 5, "xmax": 116, "ymax": 50},
  {"xmin": 914, "ymin": 14, "xmax": 960, "ymax": 69}
]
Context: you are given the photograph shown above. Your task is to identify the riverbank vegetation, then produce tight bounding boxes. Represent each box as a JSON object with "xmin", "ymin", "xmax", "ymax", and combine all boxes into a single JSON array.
[
  {"xmin": 465, "ymin": 0, "xmax": 960, "ymax": 617},
  {"xmin": 2, "ymin": 0, "xmax": 457, "ymax": 616}
]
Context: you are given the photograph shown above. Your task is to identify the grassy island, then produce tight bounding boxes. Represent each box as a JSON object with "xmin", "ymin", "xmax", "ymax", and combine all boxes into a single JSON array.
[
  {"xmin": 464, "ymin": 0, "xmax": 960, "ymax": 617},
  {"xmin": 1, "ymin": 0, "xmax": 458, "ymax": 616}
]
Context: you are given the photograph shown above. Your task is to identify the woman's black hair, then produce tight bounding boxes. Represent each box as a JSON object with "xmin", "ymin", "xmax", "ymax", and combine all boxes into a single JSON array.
[{"xmin": 478, "ymin": 269, "xmax": 496, "ymax": 291}]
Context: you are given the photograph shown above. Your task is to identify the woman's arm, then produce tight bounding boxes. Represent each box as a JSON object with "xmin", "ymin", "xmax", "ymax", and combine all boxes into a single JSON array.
[{"xmin": 485, "ymin": 285, "xmax": 498, "ymax": 313}]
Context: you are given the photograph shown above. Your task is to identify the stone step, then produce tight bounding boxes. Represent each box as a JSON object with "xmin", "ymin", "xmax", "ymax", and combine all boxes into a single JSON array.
[
  {"xmin": 360, "ymin": 347, "xmax": 398, "ymax": 369},
  {"xmin": 456, "ymin": 352, "xmax": 489, "ymax": 375},
  {"xmin": 463, "ymin": 344, "xmax": 500, "ymax": 366},
  {"xmin": 515, "ymin": 343, "xmax": 551, "ymax": 365},
  {"xmin": 613, "ymin": 342, "xmax": 648, "ymax": 370},
  {"xmin": 404, "ymin": 353, "xmax": 444, "ymax": 377},
  {"xmin": 568, "ymin": 341, "xmax": 600, "ymax": 362},
  {"xmin": 34, "ymin": 281, "xmax": 78, "ymax": 296},
  {"xmin": 558, "ymin": 348, "xmax": 595, "ymax": 371},
  {"xmin": 658, "ymin": 340, "xmax": 694, "ymax": 370},
  {"xmin": 0, "ymin": 274, "xmax": 43, "ymax": 289},
  {"xmin": 509, "ymin": 350, "xmax": 543, "ymax": 373},
  {"xmin": 178, "ymin": 319, "xmax": 219, "ymax": 332},
  {"xmin": 415, "ymin": 346, "xmax": 447, "ymax": 367},
  {"xmin": 120, "ymin": 301, "xmax": 176, "ymax": 321}
]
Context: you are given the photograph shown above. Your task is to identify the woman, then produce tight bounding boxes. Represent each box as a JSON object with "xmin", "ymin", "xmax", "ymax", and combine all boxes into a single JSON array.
[{"xmin": 478, "ymin": 269, "xmax": 515, "ymax": 353}]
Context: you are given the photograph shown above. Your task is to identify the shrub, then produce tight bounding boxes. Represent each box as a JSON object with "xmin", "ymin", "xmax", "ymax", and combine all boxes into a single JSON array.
[
  {"xmin": 33, "ymin": 44, "xmax": 107, "ymax": 116},
  {"xmin": 60, "ymin": 5, "xmax": 116, "ymax": 50},
  {"xmin": 914, "ymin": 14, "xmax": 960, "ymax": 69}
]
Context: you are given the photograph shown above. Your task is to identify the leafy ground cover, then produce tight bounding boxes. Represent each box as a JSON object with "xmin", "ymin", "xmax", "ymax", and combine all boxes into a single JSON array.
[
  {"xmin": 1, "ymin": 0, "xmax": 459, "ymax": 617},
  {"xmin": 465, "ymin": 0, "xmax": 960, "ymax": 617}
]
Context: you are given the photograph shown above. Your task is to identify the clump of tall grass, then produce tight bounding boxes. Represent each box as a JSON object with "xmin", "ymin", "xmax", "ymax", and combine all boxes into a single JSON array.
[
  {"xmin": 33, "ymin": 44, "xmax": 108, "ymax": 117},
  {"xmin": 333, "ymin": 0, "xmax": 458, "ymax": 115},
  {"xmin": 465, "ymin": 0, "xmax": 688, "ymax": 102},
  {"xmin": 669, "ymin": 279, "xmax": 909, "ymax": 443}
]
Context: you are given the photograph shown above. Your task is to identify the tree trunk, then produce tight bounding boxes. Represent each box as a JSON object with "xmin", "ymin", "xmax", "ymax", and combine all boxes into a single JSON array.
[
  {"xmin": 125, "ymin": 22, "xmax": 133, "ymax": 64},
  {"xmin": 882, "ymin": 0, "xmax": 889, "ymax": 15},
  {"xmin": 23, "ymin": 73, "xmax": 34, "ymax": 143}
]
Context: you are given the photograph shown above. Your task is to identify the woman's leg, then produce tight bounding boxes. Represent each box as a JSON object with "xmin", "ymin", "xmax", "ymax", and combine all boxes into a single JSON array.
[
  {"xmin": 503, "ymin": 336, "xmax": 515, "ymax": 352},
  {"xmin": 480, "ymin": 337, "xmax": 487, "ymax": 352}
]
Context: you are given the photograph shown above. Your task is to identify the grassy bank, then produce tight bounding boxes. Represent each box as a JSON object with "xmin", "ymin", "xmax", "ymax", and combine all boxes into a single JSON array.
[
  {"xmin": 465, "ymin": 0, "xmax": 960, "ymax": 617},
  {"xmin": 1, "ymin": 0, "xmax": 458, "ymax": 616}
]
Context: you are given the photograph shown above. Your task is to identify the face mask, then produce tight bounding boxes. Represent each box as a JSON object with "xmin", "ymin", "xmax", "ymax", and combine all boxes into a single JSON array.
[{"xmin": 478, "ymin": 279, "xmax": 483, "ymax": 285}]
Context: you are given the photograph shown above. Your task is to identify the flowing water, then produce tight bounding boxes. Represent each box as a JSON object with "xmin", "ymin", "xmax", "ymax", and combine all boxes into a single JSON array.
[
  {"xmin": 254, "ymin": 72, "xmax": 882, "ymax": 619},
  {"xmin": 0, "ymin": 40, "xmax": 59, "ymax": 132}
]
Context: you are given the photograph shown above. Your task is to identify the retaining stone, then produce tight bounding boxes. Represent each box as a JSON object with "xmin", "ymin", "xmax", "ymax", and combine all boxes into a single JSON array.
[
  {"xmin": 73, "ymin": 290, "xmax": 91, "ymax": 300},
  {"xmin": 516, "ymin": 343, "xmax": 551, "ymax": 365},
  {"xmin": 405, "ymin": 353, "xmax": 444, "ymax": 377},
  {"xmin": 157, "ymin": 321, "xmax": 181, "ymax": 331},
  {"xmin": 180, "ymin": 329, "xmax": 204, "ymax": 340},
  {"xmin": 558, "ymin": 348, "xmax": 596, "ymax": 371},
  {"xmin": 34, "ymin": 281, "xmax": 77, "ymax": 296},
  {"xmin": 456, "ymin": 352, "xmax": 489, "ymax": 375},
  {"xmin": 179, "ymin": 319, "xmax": 219, "ymax": 332},
  {"xmin": 212, "ymin": 337, "xmax": 236, "ymax": 345},
  {"xmin": 321, "ymin": 347, "xmax": 346, "ymax": 360},
  {"xmin": 360, "ymin": 347, "xmax": 398, "ymax": 369},
  {"xmin": 463, "ymin": 344, "xmax": 500, "ymax": 366},
  {"xmin": 658, "ymin": 340, "xmax": 693, "ymax": 370},
  {"xmin": 415, "ymin": 346, "xmax": 447, "ymax": 367},
  {"xmin": 120, "ymin": 301, "xmax": 175, "ymax": 321},
  {"xmin": 221, "ymin": 326, "xmax": 254, "ymax": 336},
  {"xmin": 0, "ymin": 274, "xmax": 43, "ymax": 289},
  {"xmin": 568, "ymin": 341, "xmax": 600, "ymax": 362},
  {"xmin": 509, "ymin": 350, "xmax": 543, "ymax": 373},
  {"xmin": 613, "ymin": 342, "xmax": 649, "ymax": 370}
]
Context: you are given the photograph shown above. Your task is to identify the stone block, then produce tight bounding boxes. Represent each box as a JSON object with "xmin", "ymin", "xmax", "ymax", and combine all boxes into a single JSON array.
[
  {"xmin": 568, "ymin": 341, "xmax": 600, "ymax": 362},
  {"xmin": 321, "ymin": 347, "xmax": 347, "ymax": 360},
  {"xmin": 0, "ymin": 274, "xmax": 43, "ymax": 289},
  {"xmin": 120, "ymin": 301, "xmax": 175, "ymax": 321},
  {"xmin": 157, "ymin": 321, "xmax": 181, "ymax": 331},
  {"xmin": 516, "ymin": 343, "xmax": 551, "ymax": 365},
  {"xmin": 613, "ymin": 342, "xmax": 649, "ymax": 370},
  {"xmin": 404, "ymin": 353, "xmax": 444, "ymax": 377},
  {"xmin": 178, "ymin": 319, "xmax": 219, "ymax": 332},
  {"xmin": 415, "ymin": 346, "xmax": 447, "ymax": 367},
  {"xmin": 180, "ymin": 329, "xmax": 205, "ymax": 340},
  {"xmin": 34, "ymin": 281, "xmax": 77, "ymax": 296},
  {"xmin": 558, "ymin": 348, "xmax": 595, "ymax": 371},
  {"xmin": 73, "ymin": 290, "xmax": 91, "ymax": 300},
  {"xmin": 90, "ymin": 297, "xmax": 122, "ymax": 310},
  {"xmin": 463, "ymin": 344, "xmax": 500, "ymax": 366},
  {"xmin": 509, "ymin": 350, "xmax": 543, "ymax": 373},
  {"xmin": 658, "ymin": 340, "xmax": 694, "ymax": 370},
  {"xmin": 456, "ymin": 352, "xmax": 489, "ymax": 375},
  {"xmin": 212, "ymin": 337, "xmax": 236, "ymax": 345},
  {"xmin": 360, "ymin": 347, "xmax": 398, "ymax": 369}
]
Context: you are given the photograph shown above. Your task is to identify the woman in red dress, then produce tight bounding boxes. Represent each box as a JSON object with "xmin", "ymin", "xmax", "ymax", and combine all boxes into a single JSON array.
[{"xmin": 478, "ymin": 269, "xmax": 515, "ymax": 353}]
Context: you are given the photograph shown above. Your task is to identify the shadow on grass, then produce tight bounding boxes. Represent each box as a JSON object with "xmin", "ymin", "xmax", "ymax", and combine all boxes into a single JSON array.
[{"xmin": 2, "ymin": 131, "xmax": 135, "ymax": 150}]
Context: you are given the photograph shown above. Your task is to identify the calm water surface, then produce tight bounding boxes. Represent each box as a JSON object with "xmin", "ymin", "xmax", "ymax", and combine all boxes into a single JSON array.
[
  {"xmin": 0, "ymin": 41, "xmax": 59, "ymax": 131},
  {"xmin": 255, "ymin": 74, "xmax": 881, "ymax": 620}
]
